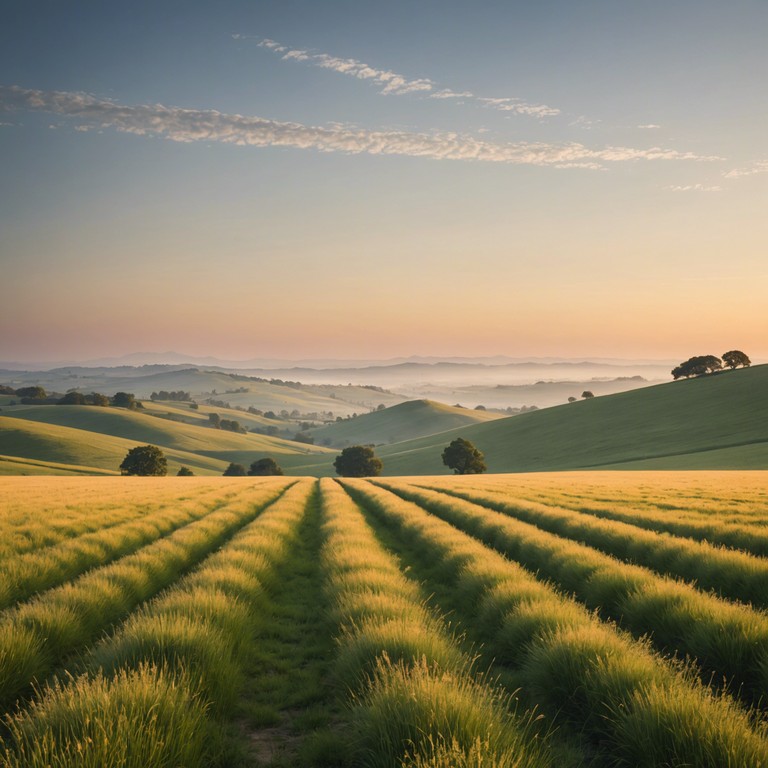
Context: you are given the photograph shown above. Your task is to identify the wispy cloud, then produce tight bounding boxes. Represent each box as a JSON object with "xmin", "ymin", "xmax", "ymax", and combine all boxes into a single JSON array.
[
  {"xmin": 0, "ymin": 85, "xmax": 721, "ymax": 170},
  {"xmin": 251, "ymin": 37, "xmax": 433, "ymax": 96},
  {"xmin": 724, "ymin": 160, "xmax": 768, "ymax": 178},
  {"xmin": 667, "ymin": 183, "xmax": 722, "ymax": 192},
  {"xmin": 245, "ymin": 36, "xmax": 561, "ymax": 118},
  {"xmin": 638, "ymin": 124, "xmax": 661, "ymax": 129}
]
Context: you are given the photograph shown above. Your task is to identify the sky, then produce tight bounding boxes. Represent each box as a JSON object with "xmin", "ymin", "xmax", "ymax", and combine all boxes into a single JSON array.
[{"xmin": 1, "ymin": 0, "xmax": 766, "ymax": 364}]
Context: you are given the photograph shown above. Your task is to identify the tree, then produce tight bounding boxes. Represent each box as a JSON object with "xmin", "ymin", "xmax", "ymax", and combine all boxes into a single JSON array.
[
  {"xmin": 722, "ymin": 350, "xmax": 751, "ymax": 370},
  {"xmin": 112, "ymin": 392, "xmax": 137, "ymax": 409},
  {"xmin": 223, "ymin": 462, "xmax": 246, "ymax": 476},
  {"xmin": 15, "ymin": 386, "xmax": 46, "ymax": 399},
  {"xmin": 248, "ymin": 458, "xmax": 284, "ymax": 476},
  {"xmin": 441, "ymin": 437, "xmax": 486, "ymax": 475},
  {"xmin": 568, "ymin": 396, "xmax": 577, "ymax": 403},
  {"xmin": 58, "ymin": 391, "xmax": 86, "ymax": 405},
  {"xmin": 671, "ymin": 355, "xmax": 723, "ymax": 379},
  {"xmin": 86, "ymin": 392, "xmax": 110, "ymax": 406},
  {"xmin": 334, "ymin": 445, "xmax": 383, "ymax": 477},
  {"xmin": 119, "ymin": 445, "xmax": 167, "ymax": 476},
  {"xmin": 581, "ymin": 391, "xmax": 595, "ymax": 399},
  {"xmin": 208, "ymin": 413, "xmax": 221, "ymax": 428},
  {"xmin": 177, "ymin": 466, "xmax": 194, "ymax": 476}
]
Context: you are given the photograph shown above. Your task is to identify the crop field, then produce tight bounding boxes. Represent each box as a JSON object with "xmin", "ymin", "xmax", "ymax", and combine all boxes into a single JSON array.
[{"xmin": 1, "ymin": 472, "xmax": 768, "ymax": 767}]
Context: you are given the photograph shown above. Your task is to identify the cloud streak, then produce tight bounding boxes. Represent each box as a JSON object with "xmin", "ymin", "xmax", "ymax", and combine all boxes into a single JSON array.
[
  {"xmin": 668, "ymin": 183, "xmax": 722, "ymax": 192},
  {"xmin": 0, "ymin": 85, "xmax": 720, "ymax": 170},
  {"xmin": 247, "ymin": 36, "xmax": 560, "ymax": 118},
  {"xmin": 724, "ymin": 160, "xmax": 768, "ymax": 179}
]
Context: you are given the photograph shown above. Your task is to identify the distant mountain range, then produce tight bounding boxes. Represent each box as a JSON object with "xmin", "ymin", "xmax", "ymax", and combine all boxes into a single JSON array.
[{"xmin": 0, "ymin": 352, "xmax": 680, "ymax": 371}]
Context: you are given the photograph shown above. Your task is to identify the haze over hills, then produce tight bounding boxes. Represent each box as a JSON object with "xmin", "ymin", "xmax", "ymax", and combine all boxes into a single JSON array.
[{"xmin": 0, "ymin": 355, "xmax": 680, "ymax": 411}]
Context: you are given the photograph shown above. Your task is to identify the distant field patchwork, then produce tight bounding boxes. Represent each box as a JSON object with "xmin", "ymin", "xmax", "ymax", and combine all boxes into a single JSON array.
[{"xmin": 1, "ymin": 472, "xmax": 768, "ymax": 767}]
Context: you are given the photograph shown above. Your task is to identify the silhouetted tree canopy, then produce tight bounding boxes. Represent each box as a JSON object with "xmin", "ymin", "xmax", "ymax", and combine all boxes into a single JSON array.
[
  {"xmin": 176, "ymin": 466, "xmax": 194, "ymax": 476},
  {"xmin": 582, "ymin": 391, "xmax": 595, "ymax": 399},
  {"xmin": 441, "ymin": 437, "xmax": 487, "ymax": 475},
  {"xmin": 112, "ymin": 392, "xmax": 138, "ymax": 409},
  {"xmin": 568, "ymin": 396, "xmax": 577, "ymax": 403},
  {"xmin": 334, "ymin": 445, "xmax": 383, "ymax": 477},
  {"xmin": 15, "ymin": 386, "xmax": 46, "ymax": 399},
  {"xmin": 248, "ymin": 458, "xmax": 284, "ymax": 476},
  {"xmin": 58, "ymin": 391, "xmax": 86, "ymax": 405},
  {"xmin": 120, "ymin": 445, "xmax": 167, "ymax": 476},
  {"xmin": 671, "ymin": 355, "xmax": 723, "ymax": 379},
  {"xmin": 223, "ymin": 462, "xmax": 246, "ymax": 476},
  {"xmin": 722, "ymin": 350, "xmax": 751, "ymax": 370}
]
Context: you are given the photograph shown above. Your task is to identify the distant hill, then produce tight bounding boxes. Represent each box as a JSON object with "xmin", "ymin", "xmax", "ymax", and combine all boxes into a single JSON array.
[
  {"xmin": 374, "ymin": 365, "xmax": 768, "ymax": 474},
  {"xmin": 308, "ymin": 399, "xmax": 503, "ymax": 448},
  {"xmin": 0, "ymin": 405, "xmax": 334, "ymax": 475},
  {"xmin": 1, "ymin": 365, "xmax": 765, "ymax": 476},
  {"xmin": 288, "ymin": 364, "xmax": 768, "ymax": 476}
]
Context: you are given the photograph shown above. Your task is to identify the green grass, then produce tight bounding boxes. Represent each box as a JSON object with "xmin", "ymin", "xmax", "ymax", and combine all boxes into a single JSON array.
[
  {"xmin": 364, "ymin": 364, "xmax": 768, "ymax": 474},
  {"xmin": 309, "ymin": 399, "xmax": 501, "ymax": 448}
]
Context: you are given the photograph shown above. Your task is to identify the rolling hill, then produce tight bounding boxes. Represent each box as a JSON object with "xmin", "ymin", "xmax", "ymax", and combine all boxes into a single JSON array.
[
  {"xmin": 0, "ymin": 405, "xmax": 334, "ymax": 475},
  {"xmin": 0, "ymin": 365, "xmax": 764, "ymax": 476},
  {"xmin": 290, "ymin": 364, "xmax": 768, "ymax": 475},
  {"xmin": 308, "ymin": 399, "xmax": 502, "ymax": 448}
]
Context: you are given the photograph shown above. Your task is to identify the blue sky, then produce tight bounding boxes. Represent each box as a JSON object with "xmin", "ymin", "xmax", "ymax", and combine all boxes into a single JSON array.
[{"xmin": 1, "ymin": 1, "xmax": 766, "ymax": 362}]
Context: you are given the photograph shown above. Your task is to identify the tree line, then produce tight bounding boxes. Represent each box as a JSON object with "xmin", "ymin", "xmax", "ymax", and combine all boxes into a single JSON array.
[
  {"xmin": 672, "ymin": 350, "xmax": 750, "ymax": 380},
  {"xmin": 119, "ymin": 436, "xmax": 488, "ymax": 478}
]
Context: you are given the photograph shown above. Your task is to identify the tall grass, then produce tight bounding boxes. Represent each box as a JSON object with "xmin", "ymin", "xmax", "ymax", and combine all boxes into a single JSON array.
[
  {"xmin": 0, "ymin": 486, "xmax": 234, "ymax": 611},
  {"xmin": 0, "ymin": 479, "xmax": 290, "ymax": 709},
  {"xmin": 379, "ymin": 480, "xmax": 768, "ymax": 706},
  {"xmin": 1, "ymin": 479, "xmax": 315, "ymax": 768},
  {"xmin": 344, "ymin": 479, "xmax": 768, "ymax": 767},
  {"xmin": 320, "ymin": 479, "xmax": 563, "ymax": 768},
  {"xmin": 415, "ymin": 480, "xmax": 768, "ymax": 608}
]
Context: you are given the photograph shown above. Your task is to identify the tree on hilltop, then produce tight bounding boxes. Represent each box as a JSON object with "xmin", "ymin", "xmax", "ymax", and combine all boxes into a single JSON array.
[
  {"xmin": 581, "ymin": 391, "xmax": 595, "ymax": 399},
  {"xmin": 334, "ymin": 445, "xmax": 383, "ymax": 477},
  {"xmin": 223, "ymin": 462, "xmax": 247, "ymax": 476},
  {"xmin": 722, "ymin": 350, "xmax": 751, "ymax": 370},
  {"xmin": 442, "ymin": 437, "xmax": 487, "ymax": 475},
  {"xmin": 120, "ymin": 445, "xmax": 167, "ymax": 476},
  {"xmin": 671, "ymin": 355, "xmax": 723, "ymax": 379}
]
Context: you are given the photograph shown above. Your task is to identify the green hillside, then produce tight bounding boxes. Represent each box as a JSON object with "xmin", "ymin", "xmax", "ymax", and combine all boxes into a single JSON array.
[
  {"xmin": 1, "ymin": 405, "xmax": 334, "ymax": 475},
  {"xmin": 2, "ymin": 366, "xmax": 765, "ymax": 476},
  {"xmin": 309, "ymin": 399, "xmax": 502, "ymax": 448},
  {"xmin": 292, "ymin": 365, "xmax": 768, "ymax": 476},
  {"xmin": 0, "ymin": 416, "xmax": 228, "ymax": 475}
]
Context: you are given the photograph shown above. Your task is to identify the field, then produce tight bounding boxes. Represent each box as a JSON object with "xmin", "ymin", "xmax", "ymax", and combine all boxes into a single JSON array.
[{"xmin": 1, "ymin": 472, "xmax": 768, "ymax": 767}]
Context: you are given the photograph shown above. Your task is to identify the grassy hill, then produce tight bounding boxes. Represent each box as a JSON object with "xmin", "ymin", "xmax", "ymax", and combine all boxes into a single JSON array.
[
  {"xmin": 308, "ymin": 399, "xmax": 502, "ymax": 448},
  {"xmin": 291, "ymin": 365, "xmax": 768, "ymax": 476},
  {"xmin": 1, "ymin": 405, "xmax": 334, "ymax": 475},
  {"xmin": 1, "ymin": 367, "xmax": 405, "ymax": 417},
  {"xmin": 0, "ymin": 416, "xmax": 228, "ymax": 475},
  {"xmin": 384, "ymin": 365, "xmax": 768, "ymax": 474},
  {"xmin": 1, "ymin": 366, "xmax": 765, "ymax": 476}
]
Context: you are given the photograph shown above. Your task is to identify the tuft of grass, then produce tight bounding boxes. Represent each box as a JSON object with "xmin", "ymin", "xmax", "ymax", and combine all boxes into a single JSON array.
[{"xmin": 1, "ymin": 664, "xmax": 210, "ymax": 768}]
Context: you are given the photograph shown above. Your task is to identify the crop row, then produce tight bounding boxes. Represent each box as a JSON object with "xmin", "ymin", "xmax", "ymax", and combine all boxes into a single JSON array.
[
  {"xmin": 466, "ymin": 472, "xmax": 768, "ymax": 521},
  {"xmin": 415, "ymin": 479, "xmax": 768, "ymax": 607},
  {"xmin": 380, "ymin": 479, "xmax": 768, "ymax": 706},
  {"xmin": 0, "ymin": 478, "xmax": 291, "ymax": 710},
  {"xmin": 345, "ymin": 479, "xmax": 768, "ymax": 766},
  {"xmin": 1, "ymin": 479, "xmax": 314, "ymax": 768},
  {"xmin": 0, "ymin": 478, "xmax": 210, "ymax": 558},
  {"xmin": 440, "ymin": 482, "xmax": 768, "ymax": 556},
  {"xmin": 319, "ymin": 479, "xmax": 559, "ymax": 767},
  {"xmin": 0, "ymin": 485, "xmax": 237, "ymax": 611}
]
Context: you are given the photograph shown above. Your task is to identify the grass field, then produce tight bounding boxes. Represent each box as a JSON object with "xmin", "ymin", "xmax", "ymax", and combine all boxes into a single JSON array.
[{"xmin": 1, "ymin": 471, "xmax": 768, "ymax": 767}]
